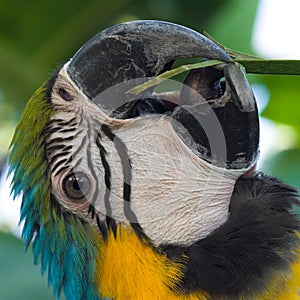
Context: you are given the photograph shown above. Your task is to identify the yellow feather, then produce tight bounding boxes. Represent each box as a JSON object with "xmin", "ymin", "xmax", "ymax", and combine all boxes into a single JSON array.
[
  {"xmin": 257, "ymin": 248, "xmax": 300, "ymax": 300},
  {"xmin": 276, "ymin": 257, "xmax": 300, "ymax": 299},
  {"xmin": 96, "ymin": 226, "xmax": 300, "ymax": 299},
  {"xmin": 96, "ymin": 225, "xmax": 208, "ymax": 300}
]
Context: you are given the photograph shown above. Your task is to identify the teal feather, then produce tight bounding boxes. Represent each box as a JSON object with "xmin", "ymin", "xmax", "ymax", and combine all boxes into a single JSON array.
[{"xmin": 8, "ymin": 85, "xmax": 107, "ymax": 300}]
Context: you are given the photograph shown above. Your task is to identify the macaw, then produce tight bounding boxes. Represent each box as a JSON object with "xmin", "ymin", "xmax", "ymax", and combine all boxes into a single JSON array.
[{"xmin": 9, "ymin": 20, "xmax": 300, "ymax": 300}]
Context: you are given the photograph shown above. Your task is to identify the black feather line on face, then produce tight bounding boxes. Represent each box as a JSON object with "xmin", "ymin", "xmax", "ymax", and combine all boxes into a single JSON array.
[
  {"xmin": 161, "ymin": 173, "xmax": 300, "ymax": 298},
  {"xmin": 101, "ymin": 124, "xmax": 148, "ymax": 240},
  {"xmin": 95, "ymin": 131, "xmax": 118, "ymax": 237}
]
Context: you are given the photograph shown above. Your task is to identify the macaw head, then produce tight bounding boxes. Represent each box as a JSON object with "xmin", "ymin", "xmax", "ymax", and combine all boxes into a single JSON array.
[{"xmin": 9, "ymin": 20, "xmax": 299, "ymax": 300}]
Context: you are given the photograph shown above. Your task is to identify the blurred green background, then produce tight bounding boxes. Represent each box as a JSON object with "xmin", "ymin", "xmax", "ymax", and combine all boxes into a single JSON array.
[{"xmin": 0, "ymin": 0, "xmax": 299, "ymax": 299}]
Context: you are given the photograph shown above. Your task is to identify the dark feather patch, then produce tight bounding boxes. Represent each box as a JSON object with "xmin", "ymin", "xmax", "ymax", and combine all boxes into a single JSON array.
[
  {"xmin": 44, "ymin": 65, "xmax": 62, "ymax": 102},
  {"xmin": 161, "ymin": 173, "xmax": 300, "ymax": 298}
]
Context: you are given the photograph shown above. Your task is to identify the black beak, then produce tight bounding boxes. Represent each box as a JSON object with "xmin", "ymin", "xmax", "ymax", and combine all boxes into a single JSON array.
[
  {"xmin": 67, "ymin": 20, "xmax": 259, "ymax": 170},
  {"xmin": 173, "ymin": 62, "xmax": 259, "ymax": 169},
  {"xmin": 67, "ymin": 20, "xmax": 231, "ymax": 100}
]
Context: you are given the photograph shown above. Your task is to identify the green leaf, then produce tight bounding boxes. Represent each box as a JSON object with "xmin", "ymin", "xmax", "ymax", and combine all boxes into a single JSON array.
[
  {"xmin": 236, "ymin": 59, "xmax": 300, "ymax": 75},
  {"xmin": 204, "ymin": 32, "xmax": 260, "ymax": 60},
  {"xmin": 127, "ymin": 59, "xmax": 224, "ymax": 95}
]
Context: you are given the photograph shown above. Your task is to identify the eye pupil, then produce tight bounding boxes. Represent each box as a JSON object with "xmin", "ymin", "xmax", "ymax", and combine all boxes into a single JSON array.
[
  {"xmin": 58, "ymin": 88, "xmax": 73, "ymax": 101},
  {"xmin": 62, "ymin": 172, "xmax": 91, "ymax": 200},
  {"xmin": 72, "ymin": 180, "xmax": 81, "ymax": 191}
]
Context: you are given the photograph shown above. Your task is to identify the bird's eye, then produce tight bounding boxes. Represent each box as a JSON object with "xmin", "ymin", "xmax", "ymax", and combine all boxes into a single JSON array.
[
  {"xmin": 62, "ymin": 172, "xmax": 91, "ymax": 200},
  {"xmin": 58, "ymin": 87, "xmax": 73, "ymax": 101}
]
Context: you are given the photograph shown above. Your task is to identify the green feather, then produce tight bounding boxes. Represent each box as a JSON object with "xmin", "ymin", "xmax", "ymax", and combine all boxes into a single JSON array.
[
  {"xmin": 9, "ymin": 85, "xmax": 53, "ymax": 231},
  {"xmin": 8, "ymin": 84, "xmax": 104, "ymax": 300}
]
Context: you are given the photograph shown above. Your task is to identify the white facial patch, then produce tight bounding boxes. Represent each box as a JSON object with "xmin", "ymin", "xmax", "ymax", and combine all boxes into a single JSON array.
[{"xmin": 112, "ymin": 115, "xmax": 250, "ymax": 246}]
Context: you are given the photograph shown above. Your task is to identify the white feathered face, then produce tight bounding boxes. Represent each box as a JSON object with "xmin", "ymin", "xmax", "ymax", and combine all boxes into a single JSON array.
[{"xmin": 44, "ymin": 21, "xmax": 259, "ymax": 247}]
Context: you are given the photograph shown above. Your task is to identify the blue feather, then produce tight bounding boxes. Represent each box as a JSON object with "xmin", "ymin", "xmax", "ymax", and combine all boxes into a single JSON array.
[{"xmin": 8, "ymin": 86, "xmax": 108, "ymax": 300}]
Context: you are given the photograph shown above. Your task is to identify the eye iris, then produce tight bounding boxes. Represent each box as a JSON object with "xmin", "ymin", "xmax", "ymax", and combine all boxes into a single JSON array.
[{"xmin": 63, "ymin": 172, "xmax": 91, "ymax": 200}]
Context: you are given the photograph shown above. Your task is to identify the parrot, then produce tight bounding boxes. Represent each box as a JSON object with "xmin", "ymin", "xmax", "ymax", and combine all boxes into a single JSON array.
[{"xmin": 8, "ymin": 20, "xmax": 300, "ymax": 300}]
